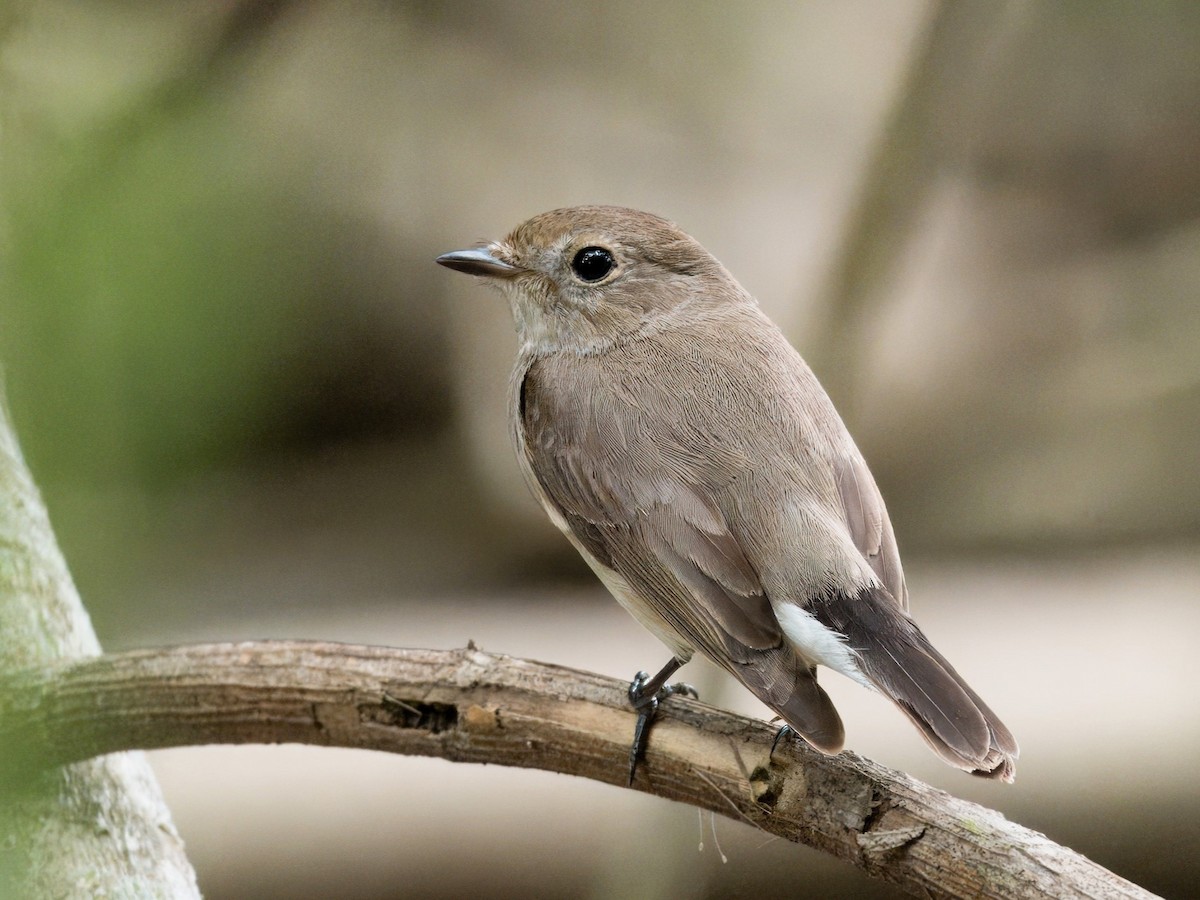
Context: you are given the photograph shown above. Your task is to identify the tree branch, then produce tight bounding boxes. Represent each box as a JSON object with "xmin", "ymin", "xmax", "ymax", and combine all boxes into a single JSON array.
[
  {"xmin": 0, "ymin": 640, "xmax": 1156, "ymax": 900},
  {"xmin": 0, "ymin": 384, "xmax": 199, "ymax": 896}
]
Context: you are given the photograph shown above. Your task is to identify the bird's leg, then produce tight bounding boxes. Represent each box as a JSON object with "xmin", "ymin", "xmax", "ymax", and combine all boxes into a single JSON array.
[{"xmin": 626, "ymin": 657, "xmax": 698, "ymax": 785}]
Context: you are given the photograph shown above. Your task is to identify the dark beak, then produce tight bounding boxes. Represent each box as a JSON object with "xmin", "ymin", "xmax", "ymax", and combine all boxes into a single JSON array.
[{"xmin": 436, "ymin": 247, "xmax": 522, "ymax": 278}]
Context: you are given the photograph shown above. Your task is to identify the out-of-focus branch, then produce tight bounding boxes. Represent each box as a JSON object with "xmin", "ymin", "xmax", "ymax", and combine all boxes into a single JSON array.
[
  {"xmin": 810, "ymin": 0, "xmax": 1032, "ymax": 405},
  {"xmin": 0, "ymin": 388, "xmax": 199, "ymax": 896},
  {"xmin": 0, "ymin": 640, "xmax": 1157, "ymax": 900}
]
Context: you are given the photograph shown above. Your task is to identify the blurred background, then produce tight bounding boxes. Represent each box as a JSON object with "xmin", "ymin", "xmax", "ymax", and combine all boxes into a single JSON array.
[{"xmin": 2, "ymin": 1, "xmax": 1198, "ymax": 897}]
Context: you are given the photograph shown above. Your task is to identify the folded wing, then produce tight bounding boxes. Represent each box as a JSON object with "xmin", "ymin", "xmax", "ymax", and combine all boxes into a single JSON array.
[{"xmin": 518, "ymin": 363, "xmax": 846, "ymax": 752}]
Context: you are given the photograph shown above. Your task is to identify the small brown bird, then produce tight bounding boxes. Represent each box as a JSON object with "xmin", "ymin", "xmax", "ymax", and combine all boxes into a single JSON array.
[{"xmin": 437, "ymin": 206, "xmax": 1017, "ymax": 782}]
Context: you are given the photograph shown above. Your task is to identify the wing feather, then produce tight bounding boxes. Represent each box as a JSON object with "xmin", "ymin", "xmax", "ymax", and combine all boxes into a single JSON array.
[
  {"xmin": 517, "ymin": 358, "xmax": 845, "ymax": 751},
  {"xmin": 835, "ymin": 454, "xmax": 909, "ymax": 610}
]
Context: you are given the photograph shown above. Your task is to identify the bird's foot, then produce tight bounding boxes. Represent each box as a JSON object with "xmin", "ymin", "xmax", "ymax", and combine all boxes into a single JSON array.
[
  {"xmin": 769, "ymin": 723, "xmax": 795, "ymax": 762},
  {"xmin": 626, "ymin": 665, "xmax": 698, "ymax": 785}
]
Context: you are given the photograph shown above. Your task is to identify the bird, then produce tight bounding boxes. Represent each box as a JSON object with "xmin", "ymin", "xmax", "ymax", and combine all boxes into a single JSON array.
[{"xmin": 436, "ymin": 205, "xmax": 1018, "ymax": 783}]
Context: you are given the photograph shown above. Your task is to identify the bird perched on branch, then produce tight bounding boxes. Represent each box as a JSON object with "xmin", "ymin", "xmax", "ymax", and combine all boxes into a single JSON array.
[{"xmin": 438, "ymin": 206, "xmax": 1017, "ymax": 783}]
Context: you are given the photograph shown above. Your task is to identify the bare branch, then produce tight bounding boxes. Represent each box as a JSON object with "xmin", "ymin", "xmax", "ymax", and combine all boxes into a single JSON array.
[{"xmin": 0, "ymin": 640, "xmax": 1157, "ymax": 900}]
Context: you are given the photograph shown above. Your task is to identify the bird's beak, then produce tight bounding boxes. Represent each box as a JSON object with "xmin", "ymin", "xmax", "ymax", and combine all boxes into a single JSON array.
[{"xmin": 436, "ymin": 246, "xmax": 523, "ymax": 278}]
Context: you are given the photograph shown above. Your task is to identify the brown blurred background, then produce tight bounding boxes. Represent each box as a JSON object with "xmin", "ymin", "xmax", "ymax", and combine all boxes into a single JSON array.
[{"xmin": 1, "ymin": 1, "xmax": 1198, "ymax": 897}]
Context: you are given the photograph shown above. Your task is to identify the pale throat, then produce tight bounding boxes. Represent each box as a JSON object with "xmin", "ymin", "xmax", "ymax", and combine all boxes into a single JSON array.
[{"xmin": 504, "ymin": 286, "xmax": 622, "ymax": 357}]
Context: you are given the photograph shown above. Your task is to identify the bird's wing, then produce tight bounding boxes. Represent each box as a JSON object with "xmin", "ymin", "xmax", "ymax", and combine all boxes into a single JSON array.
[
  {"xmin": 833, "ymin": 453, "xmax": 909, "ymax": 611},
  {"xmin": 517, "ymin": 361, "xmax": 845, "ymax": 751}
]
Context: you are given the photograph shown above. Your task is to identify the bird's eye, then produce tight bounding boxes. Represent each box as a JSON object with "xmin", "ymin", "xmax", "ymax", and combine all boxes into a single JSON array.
[{"xmin": 570, "ymin": 246, "xmax": 615, "ymax": 283}]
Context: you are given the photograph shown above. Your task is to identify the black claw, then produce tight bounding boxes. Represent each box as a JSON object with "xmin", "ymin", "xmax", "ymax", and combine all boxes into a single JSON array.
[
  {"xmin": 769, "ymin": 724, "xmax": 795, "ymax": 762},
  {"xmin": 625, "ymin": 659, "xmax": 696, "ymax": 785}
]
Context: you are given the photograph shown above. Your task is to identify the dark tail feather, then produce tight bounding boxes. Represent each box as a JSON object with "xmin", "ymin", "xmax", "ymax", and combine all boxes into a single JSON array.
[
  {"xmin": 918, "ymin": 635, "xmax": 1018, "ymax": 780},
  {"xmin": 811, "ymin": 588, "xmax": 1019, "ymax": 782}
]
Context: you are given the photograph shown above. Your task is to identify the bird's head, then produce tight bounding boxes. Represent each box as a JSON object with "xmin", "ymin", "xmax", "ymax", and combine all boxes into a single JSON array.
[{"xmin": 438, "ymin": 205, "xmax": 742, "ymax": 354}]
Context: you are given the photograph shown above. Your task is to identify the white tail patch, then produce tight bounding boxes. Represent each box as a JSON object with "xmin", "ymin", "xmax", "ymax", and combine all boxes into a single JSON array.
[{"xmin": 773, "ymin": 602, "xmax": 873, "ymax": 689}]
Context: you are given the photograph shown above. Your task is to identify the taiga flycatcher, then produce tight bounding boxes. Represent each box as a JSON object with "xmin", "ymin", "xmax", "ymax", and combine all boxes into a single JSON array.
[{"xmin": 438, "ymin": 206, "xmax": 1018, "ymax": 782}]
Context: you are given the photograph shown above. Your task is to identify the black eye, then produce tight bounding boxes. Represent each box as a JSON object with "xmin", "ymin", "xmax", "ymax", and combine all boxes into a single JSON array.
[{"xmin": 571, "ymin": 246, "xmax": 615, "ymax": 283}]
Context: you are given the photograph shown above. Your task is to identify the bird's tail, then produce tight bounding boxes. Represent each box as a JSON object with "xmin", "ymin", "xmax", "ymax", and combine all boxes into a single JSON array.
[{"xmin": 810, "ymin": 587, "xmax": 1019, "ymax": 781}]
